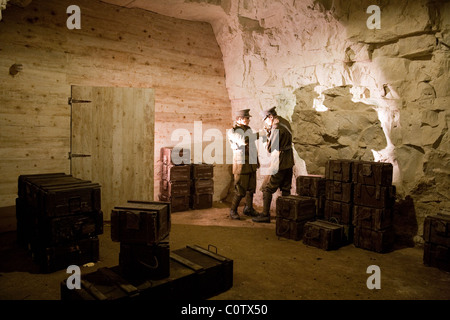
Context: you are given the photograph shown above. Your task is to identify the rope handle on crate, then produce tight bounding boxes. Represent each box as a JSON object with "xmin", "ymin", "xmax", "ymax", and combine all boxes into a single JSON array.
[
  {"xmin": 138, "ymin": 256, "xmax": 159, "ymax": 270},
  {"xmin": 303, "ymin": 227, "xmax": 320, "ymax": 239},
  {"xmin": 277, "ymin": 224, "xmax": 290, "ymax": 236},
  {"xmin": 208, "ymin": 244, "xmax": 218, "ymax": 254},
  {"xmin": 328, "ymin": 217, "xmax": 341, "ymax": 224}
]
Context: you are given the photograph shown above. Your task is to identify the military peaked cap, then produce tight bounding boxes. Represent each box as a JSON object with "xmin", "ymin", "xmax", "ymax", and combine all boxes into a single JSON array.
[
  {"xmin": 235, "ymin": 109, "xmax": 252, "ymax": 118},
  {"xmin": 260, "ymin": 107, "xmax": 277, "ymax": 120}
]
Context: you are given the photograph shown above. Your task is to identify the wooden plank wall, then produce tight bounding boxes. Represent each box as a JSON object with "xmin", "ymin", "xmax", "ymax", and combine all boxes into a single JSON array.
[
  {"xmin": 71, "ymin": 86, "xmax": 155, "ymax": 221},
  {"xmin": 0, "ymin": 0, "xmax": 232, "ymax": 228}
]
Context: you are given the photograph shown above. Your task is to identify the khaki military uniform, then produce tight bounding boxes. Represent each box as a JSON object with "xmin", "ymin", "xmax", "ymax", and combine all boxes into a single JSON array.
[
  {"xmin": 227, "ymin": 124, "xmax": 259, "ymax": 197},
  {"xmin": 252, "ymin": 107, "xmax": 295, "ymax": 223},
  {"xmin": 260, "ymin": 115, "xmax": 294, "ymax": 195}
]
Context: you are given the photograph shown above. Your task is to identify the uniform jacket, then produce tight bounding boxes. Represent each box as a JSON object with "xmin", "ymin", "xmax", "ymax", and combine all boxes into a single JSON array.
[
  {"xmin": 228, "ymin": 124, "xmax": 259, "ymax": 175},
  {"xmin": 266, "ymin": 116, "xmax": 294, "ymax": 171}
]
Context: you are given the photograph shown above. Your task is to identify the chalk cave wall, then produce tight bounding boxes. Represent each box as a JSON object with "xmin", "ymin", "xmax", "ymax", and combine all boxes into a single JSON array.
[{"xmin": 105, "ymin": 0, "xmax": 450, "ymax": 245}]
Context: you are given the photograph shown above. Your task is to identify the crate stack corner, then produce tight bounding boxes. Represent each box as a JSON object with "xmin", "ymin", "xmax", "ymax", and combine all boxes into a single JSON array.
[
  {"xmin": 158, "ymin": 147, "xmax": 191, "ymax": 212},
  {"xmin": 16, "ymin": 173, "xmax": 102, "ymax": 273}
]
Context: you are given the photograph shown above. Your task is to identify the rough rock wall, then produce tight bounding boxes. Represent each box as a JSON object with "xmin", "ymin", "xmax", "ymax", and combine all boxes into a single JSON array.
[
  {"xmin": 108, "ymin": 0, "xmax": 449, "ymax": 244},
  {"xmin": 233, "ymin": 0, "xmax": 449, "ymax": 245}
]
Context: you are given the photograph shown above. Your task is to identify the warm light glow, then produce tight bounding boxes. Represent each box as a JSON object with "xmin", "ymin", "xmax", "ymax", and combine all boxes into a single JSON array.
[
  {"xmin": 352, "ymin": 94, "xmax": 401, "ymax": 186},
  {"xmin": 313, "ymin": 85, "xmax": 328, "ymax": 112},
  {"xmin": 313, "ymin": 98, "xmax": 328, "ymax": 112}
]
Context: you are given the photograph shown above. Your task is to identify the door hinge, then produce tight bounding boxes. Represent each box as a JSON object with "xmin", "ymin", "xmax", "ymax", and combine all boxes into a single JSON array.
[
  {"xmin": 68, "ymin": 98, "xmax": 92, "ymax": 105},
  {"xmin": 68, "ymin": 152, "xmax": 91, "ymax": 159}
]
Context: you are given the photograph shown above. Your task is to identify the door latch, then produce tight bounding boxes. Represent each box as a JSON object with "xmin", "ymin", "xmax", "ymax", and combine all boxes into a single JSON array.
[
  {"xmin": 68, "ymin": 98, "xmax": 92, "ymax": 105},
  {"xmin": 68, "ymin": 152, "xmax": 91, "ymax": 159}
]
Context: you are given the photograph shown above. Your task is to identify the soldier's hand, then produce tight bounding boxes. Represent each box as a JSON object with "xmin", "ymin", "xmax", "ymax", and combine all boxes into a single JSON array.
[{"xmin": 258, "ymin": 129, "xmax": 267, "ymax": 139}]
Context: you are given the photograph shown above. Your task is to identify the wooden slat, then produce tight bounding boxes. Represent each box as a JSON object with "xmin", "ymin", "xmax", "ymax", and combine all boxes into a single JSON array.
[
  {"xmin": 0, "ymin": 0, "xmax": 232, "ymax": 212},
  {"xmin": 71, "ymin": 86, "xmax": 154, "ymax": 221}
]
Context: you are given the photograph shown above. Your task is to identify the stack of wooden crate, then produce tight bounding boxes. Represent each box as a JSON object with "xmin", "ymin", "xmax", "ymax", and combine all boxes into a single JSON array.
[
  {"xmin": 16, "ymin": 173, "xmax": 102, "ymax": 273},
  {"xmin": 111, "ymin": 200, "xmax": 171, "ymax": 280},
  {"xmin": 159, "ymin": 147, "xmax": 191, "ymax": 212},
  {"xmin": 352, "ymin": 161, "xmax": 396, "ymax": 253},
  {"xmin": 323, "ymin": 159, "xmax": 356, "ymax": 245},
  {"xmin": 275, "ymin": 195, "xmax": 316, "ymax": 241},
  {"xmin": 190, "ymin": 163, "xmax": 214, "ymax": 210},
  {"xmin": 300, "ymin": 160, "xmax": 356, "ymax": 250},
  {"xmin": 423, "ymin": 213, "xmax": 450, "ymax": 272},
  {"xmin": 296, "ymin": 174, "xmax": 326, "ymax": 219},
  {"xmin": 297, "ymin": 165, "xmax": 352, "ymax": 250}
]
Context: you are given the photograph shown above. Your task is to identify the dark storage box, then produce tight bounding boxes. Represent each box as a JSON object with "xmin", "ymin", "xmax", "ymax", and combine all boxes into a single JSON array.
[
  {"xmin": 169, "ymin": 245, "xmax": 233, "ymax": 299},
  {"xmin": 159, "ymin": 179, "xmax": 190, "ymax": 197},
  {"xmin": 111, "ymin": 201, "xmax": 171, "ymax": 245},
  {"xmin": 324, "ymin": 200, "xmax": 353, "ymax": 225},
  {"xmin": 276, "ymin": 217, "xmax": 310, "ymax": 241},
  {"xmin": 353, "ymin": 183, "xmax": 396, "ymax": 208},
  {"xmin": 296, "ymin": 174, "xmax": 326, "ymax": 198},
  {"xmin": 34, "ymin": 182, "xmax": 101, "ymax": 218},
  {"xmin": 353, "ymin": 205, "xmax": 393, "ymax": 231},
  {"xmin": 16, "ymin": 174, "xmax": 103, "ymax": 254},
  {"xmin": 60, "ymin": 245, "xmax": 233, "ymax": 300},
  {"xmin": 423, "ymin": 242, "xmax": 450, "ymax": 272},
  {"xmin": 191, "ymin": 179, "xmax": 214, "ymax": 194},
  {"xmin": 423, "ymin": 214, "xmax": 450, "ymax": 248},
  {"xmin": 159, "ymin": 194, "xmax": 190, "ymax": 213},
  {"xmin": 18, "ymin": 173, "xmax": 70, "ymax": 199},
  {"xmin": 190, "ymin": 193, "xmax": 213, "ymax": 210},
  {"xmin": 34, "ymin": 236, "xmax": 99, "ymax": 273},
  {"xmin": 325, "ymin": 180, "xmax": 354, "ymax": 203},
  {"xmin": 352, "ymin": 161, "xmax": 393, "ymax": 186},
  {"xmin": 191, "ymin": 163, "xmax": 214, "ymax": 180},
  {"xmin": 325, "ymin": 159, "xmax": 355, "ymax": 182},
  {"xmin": 162, "ymin": 163, "xmax": 191, "ymax": 181},
  {"xmin": 18, "ymin": 173, "xmax": 101, "ymax": 218},
  {"xmin": 295, "ymin": 195, "xmax": 325, "ymax": 219},
  {"xmin": 25, "ymin": 175, "xmax": 91, "ymax": 199},
  {"xmin": 34, "ymin": 211, "xmax": 103, "ymax": 247},
  {"xmin": 276, "ymin": 195, "xmax": 316, "ymax": 221},
  {"xmin": 353, "ymin": 226, "xmax": 394, "ymax": 253},
  {"xmin": 303, "ymin": 220, "xmax": 344, "ymax": 250}
]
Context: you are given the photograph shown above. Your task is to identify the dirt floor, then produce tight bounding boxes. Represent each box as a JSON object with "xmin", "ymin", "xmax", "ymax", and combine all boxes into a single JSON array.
[{"xmin": 0, "ymin": 202, "xmax": 449, "ymax": 302}]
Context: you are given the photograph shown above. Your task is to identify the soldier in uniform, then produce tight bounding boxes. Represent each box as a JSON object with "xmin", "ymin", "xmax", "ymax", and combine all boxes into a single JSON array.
[
  {"xmin": 252, "ymin": 106, "xmax": 294, "ymax": 223},
  {"xmin": 227, "ymin": 109, "xmax": 260, "ymax": 220}
]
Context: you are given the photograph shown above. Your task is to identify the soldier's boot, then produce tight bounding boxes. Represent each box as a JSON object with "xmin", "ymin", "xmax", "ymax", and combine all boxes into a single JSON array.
[
  {"xmin": 281, "ymin": 190, "xmax": 291, "ymax": 197},
  {"xmin": 252, "ymin": 192, "xmax": 272, "ymax": 223},
  {"xmin": 229, "ymin": 194, "xmax": 242, "ymax": 220},
  {"xmin": 243, "ymin": 192, "xmax": 260, "ymax": 217}
]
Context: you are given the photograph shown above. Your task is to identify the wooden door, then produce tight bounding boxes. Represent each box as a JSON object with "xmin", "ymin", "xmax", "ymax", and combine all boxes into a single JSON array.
[{"xmin": 70, "ymin": 86, "xmax": 155, "ymax": 221}]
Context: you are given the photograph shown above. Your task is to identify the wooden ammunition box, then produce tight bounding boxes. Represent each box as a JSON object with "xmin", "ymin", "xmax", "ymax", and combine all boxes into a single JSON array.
[
  {"xmin": 303, "ymin": 220, "xmax": 344, "ymax": 250},
  {"xmin": 276, "ymin": 195, "xmax": 316, "ymax": 221},
  {"xmin": 111, "ymin": 201, "xmax": 171, "ymax": 245}
]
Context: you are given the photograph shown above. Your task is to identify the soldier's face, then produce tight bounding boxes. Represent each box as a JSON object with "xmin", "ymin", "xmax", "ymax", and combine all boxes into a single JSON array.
[
  {"xmin": 238, "ymin": 117, "xmax": 250, "ymax": 126},
  {"xmin": 264, "ymin": 115, "xmax": 273, "ymax": 127}
]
